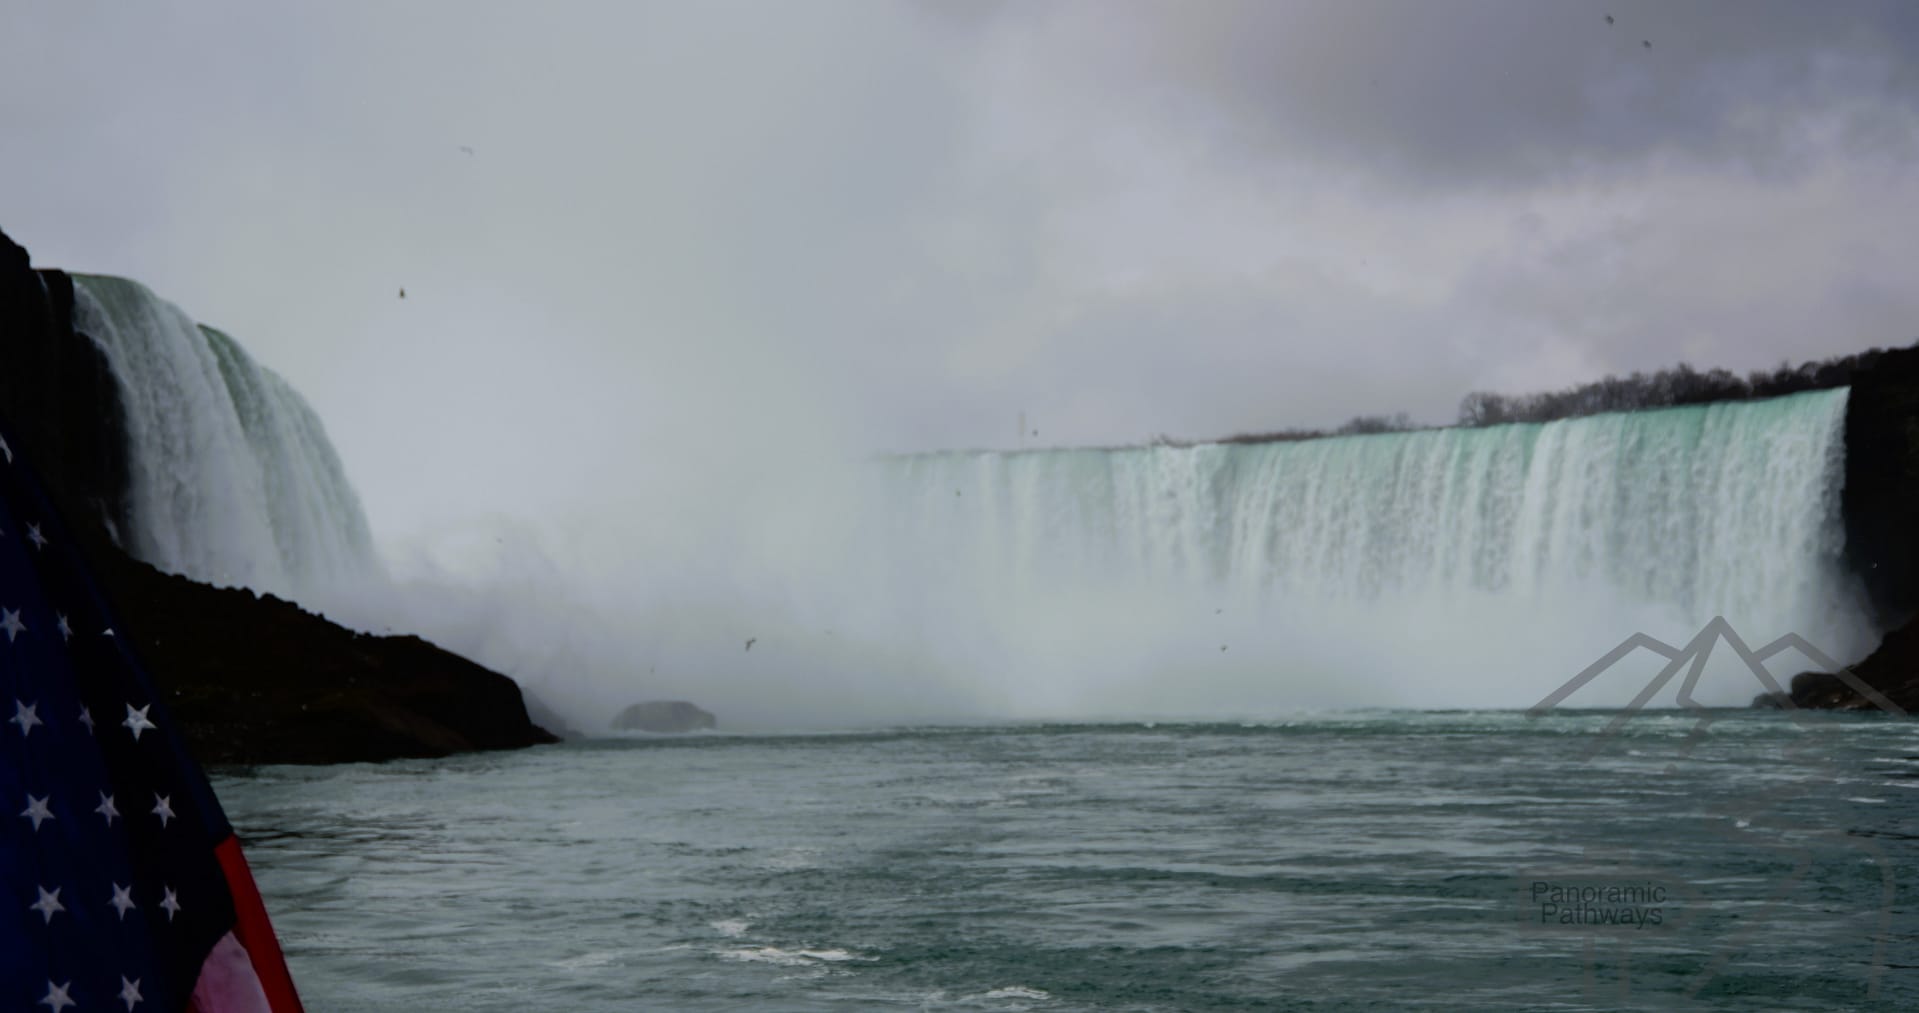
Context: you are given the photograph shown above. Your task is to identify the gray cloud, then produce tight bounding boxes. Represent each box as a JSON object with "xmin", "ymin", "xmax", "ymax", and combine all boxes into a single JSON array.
[{"xmin": 1014, "ymin": 0, "xmax": 1919, "ymax": 187}]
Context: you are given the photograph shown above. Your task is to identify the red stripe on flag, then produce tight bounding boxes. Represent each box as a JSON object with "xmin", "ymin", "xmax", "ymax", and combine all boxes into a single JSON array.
[{"xmin": 213, "ymin": 835, "xmax": 307, "ymax": 1013}]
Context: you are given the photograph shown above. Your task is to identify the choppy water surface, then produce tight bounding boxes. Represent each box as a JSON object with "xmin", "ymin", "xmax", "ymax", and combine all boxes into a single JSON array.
[{"xmin": 213, "ymin": 711, "xmax": 1919, "ymax": 1011}]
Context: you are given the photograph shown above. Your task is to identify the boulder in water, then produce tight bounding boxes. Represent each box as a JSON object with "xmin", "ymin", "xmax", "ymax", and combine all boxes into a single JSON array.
[{"xmin": 612, "ymin": 700, "xmax": 716, "ymax": 733}]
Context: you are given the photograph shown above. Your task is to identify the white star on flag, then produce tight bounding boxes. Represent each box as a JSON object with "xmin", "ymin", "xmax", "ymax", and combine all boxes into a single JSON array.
[
  {"xmin": 0, "ymin": 415, "xmax": 307, "ymax": 1010},
  {"xmin": 124, "ymin": 702, "xmax": 156, "ymax": 741},
  {"xmin": 110, "ymin": 882, "xmax": 137, "ymax": 920},
  {"xmin": 20, "ymin": 793, "xmax": 54, "ymax": 831},
  {"xmin": 30, "ymin": 885, "xmax": 64, "ymax": 924},
  {"xmin": 11, "ymin": 698, "xmax": 40, "ymax": 735},
  {"xmin": 39, "ymin": 980, "xmax": 74, "ymax": 1012}
]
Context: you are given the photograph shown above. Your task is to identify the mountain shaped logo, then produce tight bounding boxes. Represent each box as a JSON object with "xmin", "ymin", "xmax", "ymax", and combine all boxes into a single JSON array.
[
  {"xmin": 1529, "ymin": 616, "xmax": 1903, "ymax": 752},
  {"xmin": 1522, "ymin": 616, "xmax": 1902, "ymax": 1000}
]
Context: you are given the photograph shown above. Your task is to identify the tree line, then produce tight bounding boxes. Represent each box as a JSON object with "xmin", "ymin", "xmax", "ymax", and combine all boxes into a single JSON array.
[
  {"xmin": 1454, "ymin": 346, "xmax": 1899, "ymax": 427},
  {"xmin": 1176, "ymin": 343, "xmax": 1907, "ymax": 447},
  {"xmin": 1197, "ymin": 411, "xmax": 1422, "ymax": 446}
]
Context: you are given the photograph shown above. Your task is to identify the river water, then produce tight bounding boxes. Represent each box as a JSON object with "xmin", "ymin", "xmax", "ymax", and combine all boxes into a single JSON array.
[{"xmin": 213, "ymin": 711, "xmax": 1919, "ymax": 1011}]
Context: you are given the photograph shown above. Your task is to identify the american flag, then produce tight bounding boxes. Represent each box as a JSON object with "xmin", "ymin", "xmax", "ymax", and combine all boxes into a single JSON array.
[{"xmin": 1, "ymin": 423, "xmax": 303, "ymax": 1012}]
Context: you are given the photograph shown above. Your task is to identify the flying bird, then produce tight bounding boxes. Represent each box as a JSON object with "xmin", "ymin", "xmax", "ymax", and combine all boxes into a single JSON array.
[
  {"xmin": 745, "ymin": 637, "xmax": 757, "ymax": 652},
  {"xmin": 458, "ymin": 145, "xmax": 475, "ymax": 156},
  {"xmin": 1220, "ymin": 644, "xmax": 1228, "ymax": 652},
  {"xmin": 1604, "ymin": 14, "xmax": 1614, "ymax": 25},
  {"xmin": 398, "ymin": 288, "xmax": 406, "ymax": 299},
  {"xmin": 1643, "ymin": 39, "xmax": 1652, "ymax": 48}
]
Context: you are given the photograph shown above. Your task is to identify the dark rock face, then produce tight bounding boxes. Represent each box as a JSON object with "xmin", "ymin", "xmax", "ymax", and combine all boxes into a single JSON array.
[
  {"xmin": 1763, "ymin": 616, "xmax": 1919, "ymax": 713},
  {"xmin": 102, "ymin": 555, "xmax": 559, "ymax": 764},
  {"xmin": 1842, "ymin": 345, "xmax": 1919, "ymax": 629},
  {"xmin": 0, "ymin": 233, "xmax": 131, "ymax": 544},
  {"xmin": 612, "ymin": 700, "xmax": 717, "ymax": 733},
  {"xmin": 1, "ymin": 226, "xmax": 557, "ymax": 764}
]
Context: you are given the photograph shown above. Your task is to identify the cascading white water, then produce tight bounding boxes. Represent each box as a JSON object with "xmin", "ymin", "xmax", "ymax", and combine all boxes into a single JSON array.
[
  {"xmin": 861, "ymin": 390, "xmax": 1872, "ymax": 713},
  {"xmin": 881, "ymin": 391, "xmax": 1854, "ymax": 621},
  {"xmin": 69, "ymin": 275, "xmax": 379, "ymax": 597}
]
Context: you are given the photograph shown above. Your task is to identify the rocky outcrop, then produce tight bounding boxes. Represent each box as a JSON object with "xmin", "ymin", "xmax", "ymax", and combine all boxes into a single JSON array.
[
  {"xmin": 2, "ymin": 226, "xmax": 558, "ymax": 764},
  {"xmin": 1760, "ymin": 614, "xmax": 1919, "ymax": 713},
  {"xmin": 101, "ymin": 554, "xmax": 560, "ymax": 764},
  {"xmin": 612, "ymin": 700, "xmax": 717, "ymax": 733}
]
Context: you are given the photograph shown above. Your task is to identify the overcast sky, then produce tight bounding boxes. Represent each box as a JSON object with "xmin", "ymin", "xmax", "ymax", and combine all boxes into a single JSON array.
[{"xmin": 4, "ymin": 0, "xmax": 1917, "ymax": 545}]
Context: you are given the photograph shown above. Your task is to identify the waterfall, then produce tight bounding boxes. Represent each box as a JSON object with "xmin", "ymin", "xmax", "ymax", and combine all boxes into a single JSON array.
[
  {"xmin": 69, "ymin": 274, "xmax": 378, "ymax": 597},
  {"xmin": 863, "ymin": 390, "xmax": 1871, "ymax": 711},
  {"xmin": 40, "ymin": 267, "xmax": 1877, "ymax": 715}
]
